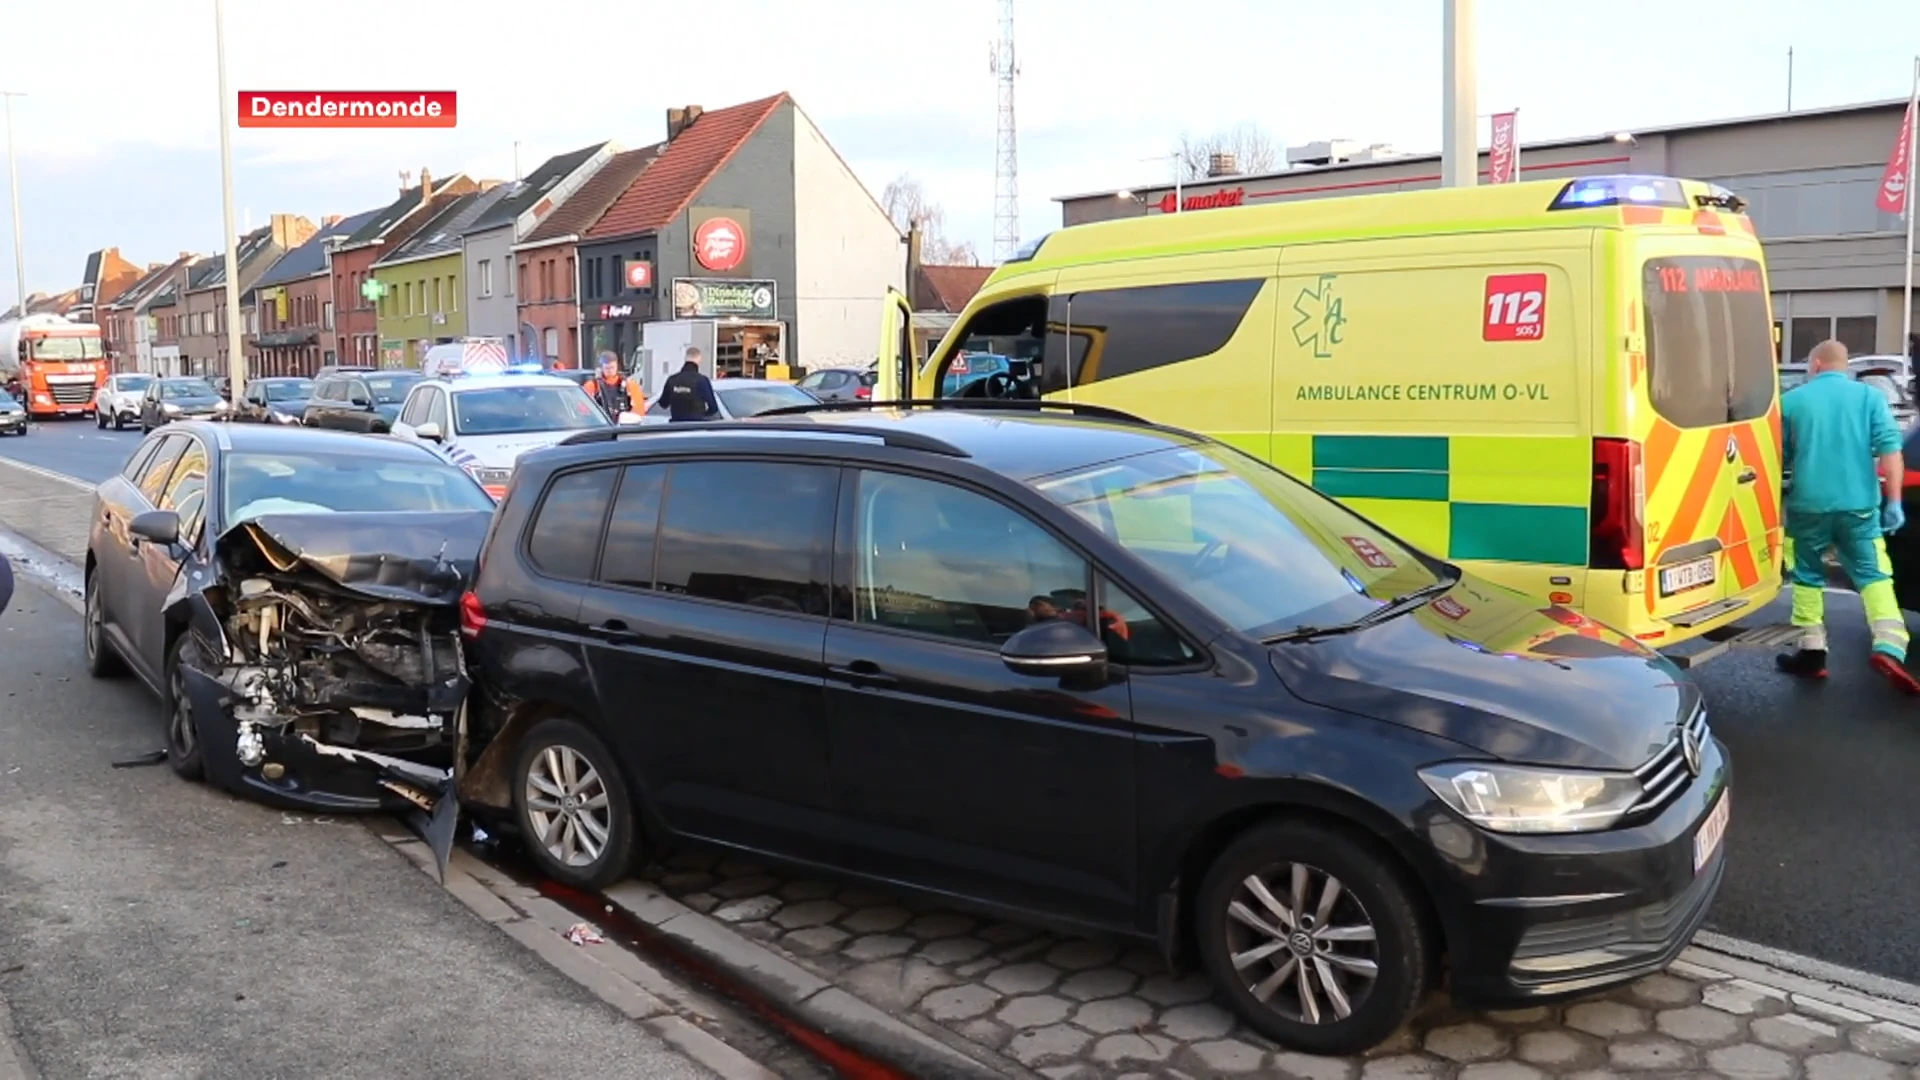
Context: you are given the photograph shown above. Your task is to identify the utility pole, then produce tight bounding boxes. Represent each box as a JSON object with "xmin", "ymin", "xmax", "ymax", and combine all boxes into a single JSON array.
[
  {"xmin": 1441, "ymin": 0, "xmax": 1478, "ymax": 188},
  {"xmin": 214, "ymin": 0, "xmax": 246, "ymax": 392},
  {"xmin": 1786, "ymin": 47, "xmax": 1795, "ymax": 111},
  {"xmin": 988, "ymin": 0, "xmax": 1021, "ymax": 262},
  {"xmin": 2, "ymin": 91, "xmax": 26, "ymax": 318}
]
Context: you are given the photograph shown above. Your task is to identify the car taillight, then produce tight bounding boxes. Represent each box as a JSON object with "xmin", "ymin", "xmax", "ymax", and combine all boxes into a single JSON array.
[
  {"xmin": 1590, "ymin": 437, "xmax": 1645, "ymax": 571},
  {"xmin": 855, "ymin": 385, "xmax": 872, "ymax": 399},
  {"xmin": 459, "ymin": 590, "xmax": 487, "ymax": 639}
]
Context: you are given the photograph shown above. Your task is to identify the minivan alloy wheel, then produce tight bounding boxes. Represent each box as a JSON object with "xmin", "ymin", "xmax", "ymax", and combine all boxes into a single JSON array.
[
  {"xmin": 524, "ymin": 746, "xmax": 611, "ymax": 867},
  {"xmin": 1226, "ymin": 862, "xmax": 1379, "ymax": 1023}
]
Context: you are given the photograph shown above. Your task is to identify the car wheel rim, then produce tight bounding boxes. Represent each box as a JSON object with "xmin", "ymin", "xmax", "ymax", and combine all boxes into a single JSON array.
[
  {"xmin": 525, "ymin": 746, "xmax": 611, "ymax": 868},
  {"xmin": 168, "ymin": 665, "xmax": 195, "ymax": 757},
  {"xmin": 1225, "ymin": 862, "xmax": 1379, "ymax": 1025},
  {"xmin": 84, "ymin": 581, "xmax": 101, "ymax": 660}
]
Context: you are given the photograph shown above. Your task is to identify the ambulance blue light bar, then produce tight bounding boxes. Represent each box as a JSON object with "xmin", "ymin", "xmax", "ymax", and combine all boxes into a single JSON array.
[{"xmin": 1547, "ymin": 175, "xmax": 1687, "ymax": 211}]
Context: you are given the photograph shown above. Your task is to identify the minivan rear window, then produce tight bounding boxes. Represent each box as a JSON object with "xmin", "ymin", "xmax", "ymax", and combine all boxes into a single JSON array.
[{"xmin": 1642, "ymin": 256, "xmax": 1775, "ymax": 428}]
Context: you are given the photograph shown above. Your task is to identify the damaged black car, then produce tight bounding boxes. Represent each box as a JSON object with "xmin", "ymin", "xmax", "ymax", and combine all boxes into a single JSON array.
[{"xmin": 84, "ymin": 422, "xmax": 498, "ymax": 858}]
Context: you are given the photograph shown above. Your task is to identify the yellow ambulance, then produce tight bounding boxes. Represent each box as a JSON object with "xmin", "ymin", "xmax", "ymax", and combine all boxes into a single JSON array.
[{"xmin": 877, "ymin": 174, "xmax": 1784, "ymax": 654}]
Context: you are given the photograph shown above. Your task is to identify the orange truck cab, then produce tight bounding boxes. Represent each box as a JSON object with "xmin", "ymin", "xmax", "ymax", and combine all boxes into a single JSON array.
[{"xmin": 0, "ymin": 316, "xmax": 108, "ymax": 419}]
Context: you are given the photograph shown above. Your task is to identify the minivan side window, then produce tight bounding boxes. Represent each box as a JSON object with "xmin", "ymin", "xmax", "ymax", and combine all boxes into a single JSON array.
[
  {"xmin": 1060, "ymin": 280, "xmax": 1267, "ymax": 389},
  {"xmin": 597, "ymin": 465, "xmax": 668, "ymax": 590},
  {"xmin": 426, "ymin": 388, "xmax": 450, "ymax": 431},
  {"xmin": 1096, "ymin": 575, "xmax": 1196, "ymax": 667},
  {"xmin": 851, "ymin": 470, "xmax": 1087, "ymax": 645},
  {"xmin": 161, "ymin": 441, "xmax": 210, "ymax": 546},
  {"xmin": 398, "ymin": 389, "xmax": 428, "ymax": 427},
  {"xmin": 653, "ymin": 461, "xmax": 836, "ymax": 615},
  {"xmin": 527, "ymin": 468, "xmax": 616, "ymax": 579}
]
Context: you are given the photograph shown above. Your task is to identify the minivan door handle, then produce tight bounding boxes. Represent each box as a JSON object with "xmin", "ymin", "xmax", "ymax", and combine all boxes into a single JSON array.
[
  {"xmin": 828, "ymin": 661, "xmax": 898, "ymax": 688},
  {"xmin": 590, "ymin": 619, "xmax": 643, "ymax": 644},
  {"xmin": 1736, "ymin": 468, "xmax": 1758, "ymax": 484}
]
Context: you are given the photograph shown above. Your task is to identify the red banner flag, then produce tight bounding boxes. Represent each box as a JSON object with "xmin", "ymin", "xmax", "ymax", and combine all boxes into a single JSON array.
[
  {"xmin": 1877, "ymin": 97, "xmax": 1916, "ymax": 215},
  {"xmin": 1488, "ymin": 111, "xmax": 1519, "ymax": 184}
]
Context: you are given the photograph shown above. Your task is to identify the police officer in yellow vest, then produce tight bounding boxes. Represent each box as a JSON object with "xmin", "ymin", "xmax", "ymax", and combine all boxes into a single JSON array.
[{"xmin": 1777, "ymin": 339, "xmax": 1918, "ymax": 693}]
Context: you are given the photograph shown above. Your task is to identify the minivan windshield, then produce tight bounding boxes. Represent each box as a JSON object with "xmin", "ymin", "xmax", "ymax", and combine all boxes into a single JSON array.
[
  {"xmin": 115, "ymin": 375, "xmax": 153, "ymax": 393},
  {"xmin": 1031, "ymin": 445, "xmax": 1449, "ymax": 639},
  {"xmin": 162, "ymin": 379, "xmax": 217, "ymax": 399}
]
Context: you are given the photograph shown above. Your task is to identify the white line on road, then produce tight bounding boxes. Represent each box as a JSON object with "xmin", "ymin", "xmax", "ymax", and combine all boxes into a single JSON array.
[{"xmin": 0, "ymin": 456, "xmax": 92, "ymax": 492}]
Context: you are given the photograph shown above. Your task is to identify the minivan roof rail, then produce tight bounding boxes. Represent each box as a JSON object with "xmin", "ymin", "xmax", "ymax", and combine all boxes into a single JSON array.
[
  {"xmin": 555, "ymin": 420, "xmax": 972, "ymax": 457},
  {"xmin": 755, "ymin": 398, "xmax": 1150, "ymax": 424}
]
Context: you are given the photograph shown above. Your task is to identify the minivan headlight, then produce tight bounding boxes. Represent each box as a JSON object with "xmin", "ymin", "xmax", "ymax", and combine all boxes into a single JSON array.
[{"xmin": 1418, "ymin": 762, "xmax": 1643, "ymax": 834}]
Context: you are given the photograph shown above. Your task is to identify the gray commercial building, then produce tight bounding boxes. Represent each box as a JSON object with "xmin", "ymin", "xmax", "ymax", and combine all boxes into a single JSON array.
[
  {"xmin": 1056, "ymin": 98, "xmax": 1919, "ymax": 360},
  {"xmin": 462, "ymin": 141, "xmax": 621, "ymax": 348}
]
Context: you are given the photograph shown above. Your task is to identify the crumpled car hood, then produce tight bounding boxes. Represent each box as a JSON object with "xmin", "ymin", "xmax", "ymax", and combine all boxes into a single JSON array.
[{"xmin": 218, "ymin": 510, "xmax": 494, "ymax": 604}]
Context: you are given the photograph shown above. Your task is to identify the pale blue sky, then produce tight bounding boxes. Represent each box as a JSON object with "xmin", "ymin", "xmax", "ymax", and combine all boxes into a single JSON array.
[{"xmin": 3, "ymin": 0, "xmax": 1916, "ymax": 298}]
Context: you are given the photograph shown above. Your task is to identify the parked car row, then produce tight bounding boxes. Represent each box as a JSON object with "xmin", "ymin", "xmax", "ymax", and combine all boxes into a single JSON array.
[{"xmin": 83, "ymin": 396, "xmax": 1733, "ymax": 1056}]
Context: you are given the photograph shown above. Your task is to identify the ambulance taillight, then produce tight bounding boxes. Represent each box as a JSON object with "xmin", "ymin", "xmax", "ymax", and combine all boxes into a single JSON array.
[{"xmin": 1590, "ymin": 438, "xmax": 1646, "ymax": 571}]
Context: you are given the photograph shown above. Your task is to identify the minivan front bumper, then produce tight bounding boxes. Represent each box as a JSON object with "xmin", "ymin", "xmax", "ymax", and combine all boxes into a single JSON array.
[{"xmin": 1431, "ymin": 737, "xmax": 1731, "ymax": 1006}]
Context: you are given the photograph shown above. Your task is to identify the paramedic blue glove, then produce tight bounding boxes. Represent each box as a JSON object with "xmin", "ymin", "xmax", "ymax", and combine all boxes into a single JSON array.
[{"xmin": 1883, "ymin": 496, "xmax": 1906, "ymax": 536}]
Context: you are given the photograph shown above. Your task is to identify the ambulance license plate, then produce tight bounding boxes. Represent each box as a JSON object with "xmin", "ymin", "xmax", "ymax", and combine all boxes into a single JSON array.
[
  {"xmin": 1694, "ymin": 791, "xmax": 1730, "ymax": 874},
  {"xmin": 1659, "ymin": 557, "xmax": 1716, "ymax": 597}
]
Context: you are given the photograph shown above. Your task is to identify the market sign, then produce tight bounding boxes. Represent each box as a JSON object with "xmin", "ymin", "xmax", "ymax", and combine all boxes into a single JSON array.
[
  {"xmin": 671, "ymin": 277, "xmax": 777, "ymax": 320},
  {"xmin": 1156, "ymin": 187, "xmax": 1246, "ymax": 214},
  {"xmin": 690, "ymin": 207, "xmax": 751, "ymax": 273}
]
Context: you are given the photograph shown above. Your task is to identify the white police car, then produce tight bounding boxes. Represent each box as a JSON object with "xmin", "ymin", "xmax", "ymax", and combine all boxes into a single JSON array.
[{"xmin": 388, "ymin": 366, "xmax": 613, "ymax": 498}]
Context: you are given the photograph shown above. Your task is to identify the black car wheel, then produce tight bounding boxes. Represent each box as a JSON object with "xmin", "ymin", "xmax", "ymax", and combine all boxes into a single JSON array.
[
  {"xmin": 163, "ymin": 635, "xmax": 206, "ymax": 781},
  {"xmin": 95, "ymin": 410, "xmax": 107, "ymax": 429},
  {"xmin": 513, "ymin": 717, "xmax": 636, "ymax": 890},
  {"xmin": 82, "ymin": 567, "xmax": 125, "ymax": 678},
  {"xmin": 1195, "ymin": 819, "xmax": 1430, "ymax": 1057}
]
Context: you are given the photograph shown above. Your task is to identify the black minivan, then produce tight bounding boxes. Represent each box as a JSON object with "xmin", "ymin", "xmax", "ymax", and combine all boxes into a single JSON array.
[{"xmin": 455, "ymin": 402, "xmax": 1730, "ymax": 1055}]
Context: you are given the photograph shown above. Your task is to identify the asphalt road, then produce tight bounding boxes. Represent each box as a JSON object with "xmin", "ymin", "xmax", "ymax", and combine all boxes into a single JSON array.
[
  {"xmin": 0, "ymin": 573, "xmax": 719, "ymax": 1079},
  {"xmin": 5, "ymin": 419, "xmax": 1920, "ymax": 988}
]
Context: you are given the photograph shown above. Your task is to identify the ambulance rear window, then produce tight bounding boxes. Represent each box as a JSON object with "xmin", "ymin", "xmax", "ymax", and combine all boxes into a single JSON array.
[{"xmin": 1642, "ymin": 256, "xmax": 1775, "ymax": 429}]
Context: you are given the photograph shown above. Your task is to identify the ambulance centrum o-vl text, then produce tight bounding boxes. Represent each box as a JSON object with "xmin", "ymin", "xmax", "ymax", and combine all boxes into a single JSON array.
[{"xmin": 876, "ymin": 175, "xmax": 1789, "ymax": 662}]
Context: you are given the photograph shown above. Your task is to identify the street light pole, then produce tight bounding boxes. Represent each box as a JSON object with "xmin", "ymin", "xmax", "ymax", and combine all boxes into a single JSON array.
[
  {"xmin": 1441, "ymin": 0, "xmax": 1478, "ymax": 188},
  {"xmin": 213, "ymin": 0, "xmax": 246, "ymax": 391},
  {"xmin": 2, "ymin": 91, "xmax": 27, "ymax": 318}
]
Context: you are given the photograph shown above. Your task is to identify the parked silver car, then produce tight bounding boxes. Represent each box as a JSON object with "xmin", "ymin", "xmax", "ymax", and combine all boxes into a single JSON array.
[
  {"xmin": 94, "ymin": 372, "xmax": 155, "ymax": 430},
  {"xmin": 636, "ymin": 378, "xmax": 819, "ymax": 423}
]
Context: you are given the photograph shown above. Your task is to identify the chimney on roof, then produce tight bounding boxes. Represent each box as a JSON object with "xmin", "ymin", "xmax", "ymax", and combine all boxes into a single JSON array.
[
  {"xmin": 322, "ymin": 214, "xmax": 342, "ymax": 227},
  {"xmin": 179, "ymin": 251, "xmax": 193, "ymax": 261},
  {"xmin": 666, "ymin": 105, "xmax": 704, "ymax": 141},
  {"xmin": 1207, "ymin": 152, "xmax": 1237, "ymax": 178},
  {"xmin": 420, "ymin": 168, "xmax": 433, "ymax": 201}
]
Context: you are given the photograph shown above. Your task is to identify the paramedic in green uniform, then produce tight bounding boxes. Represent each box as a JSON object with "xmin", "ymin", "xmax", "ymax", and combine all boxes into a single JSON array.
[{"xmin": 1776, "ymin": 339, "xmax": 1918, "ymax": 692}]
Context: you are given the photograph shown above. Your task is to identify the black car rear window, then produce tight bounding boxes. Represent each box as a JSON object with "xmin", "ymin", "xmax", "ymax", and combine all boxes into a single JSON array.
[{"xmin": 1643, "ymin": 256, "xmax": 1775, "ymax": 428}]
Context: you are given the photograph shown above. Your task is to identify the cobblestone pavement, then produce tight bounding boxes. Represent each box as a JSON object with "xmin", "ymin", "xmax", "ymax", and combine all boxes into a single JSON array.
[{"xmin": 635, "ymin": 852, "xmax": 1920, "ymax": 1079}]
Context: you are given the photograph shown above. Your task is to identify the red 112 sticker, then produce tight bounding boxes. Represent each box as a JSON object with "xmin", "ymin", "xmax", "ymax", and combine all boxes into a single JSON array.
[
  {"xmin": 1342, "ymin": 535, "xmax": 1396, "ymax": 570},
  {"xmin": 1483, "ymin": 273, "xmax": 1547, "ymax": 341}
]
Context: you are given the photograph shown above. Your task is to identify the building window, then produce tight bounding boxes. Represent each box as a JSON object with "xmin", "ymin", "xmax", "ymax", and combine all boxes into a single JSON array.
[
  {"xmin": 1836, "ymin": 316, "xmax": 1878, "ymax": 357},
  {"xmin": 432, "ymin": 277, "xmax": 442, "ymax": 314},
  {"xmin": 478, "ymin": 259, "xmax": 493, "ymax": 297},
  {"xmin": 449, "ymin": 280, "xmax": 457, "ymax": 312},
  {"xmin": 566, "ymin": 256, "xmax": 576, "ymax": 299},
  {"xmin": 418, "ymin": 279, "xmax": 427, "ymax": 315},
  {"xmin": 518, "ymin": 261, "xmax": 529, "ymax": 300},
  {"xmin": 544, "ymin": 327, "xmax": 559, "ymax": 359},
  {"xmin": 323, "ymin": 301, "xmax": 333, "ymax": 329}
]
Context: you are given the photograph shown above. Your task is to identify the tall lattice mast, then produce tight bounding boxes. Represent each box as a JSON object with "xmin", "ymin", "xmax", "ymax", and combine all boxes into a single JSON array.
[{"xmin": 989, "ymin": 0, "xmax": 1020, "ymax": 263}]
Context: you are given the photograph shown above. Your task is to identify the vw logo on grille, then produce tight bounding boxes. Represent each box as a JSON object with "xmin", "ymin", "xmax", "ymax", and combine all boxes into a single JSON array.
[{"xmin": 1681, "ymin": 727, "xmax": 1704, "ymax": 777}]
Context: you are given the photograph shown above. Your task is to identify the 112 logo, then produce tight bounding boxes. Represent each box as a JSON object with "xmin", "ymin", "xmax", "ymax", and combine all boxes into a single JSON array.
[{"xmin": 1483, "ymin": 273, "xmax": 1548, "ymax": 341}]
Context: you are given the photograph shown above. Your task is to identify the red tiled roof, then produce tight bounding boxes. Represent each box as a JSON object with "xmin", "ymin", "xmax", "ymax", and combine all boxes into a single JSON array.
[
  {"xmin": 585, "ymin": 94, "xmax": 788, "ymax": 241},
  {"xmin": 917, "ymin": 265, "xmax": 993, "ymax": 313},
  {"xmin": 521, "ymin": 145, "xmax": 667, "ymax": 247}
]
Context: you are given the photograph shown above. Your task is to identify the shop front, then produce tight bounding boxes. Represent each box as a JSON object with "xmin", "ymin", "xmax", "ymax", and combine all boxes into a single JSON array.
[
  {"xmin": 583, "ymin": 300, "xmax": 645, "ymax": 372},
  {"xmin": 670, "ymin": 277, "xmax": 785, "ymax": 377}
]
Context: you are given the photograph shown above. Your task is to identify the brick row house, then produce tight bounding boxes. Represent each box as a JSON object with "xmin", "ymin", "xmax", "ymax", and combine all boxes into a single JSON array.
[
  {"xmin": 74, "ymin": 248, "xmax": 143, "ymax": 327},
  {"xmin": 330, "ymin": 170, "xmax": 479, "ymax": 368},
  {"xmin": 511, "ymin": 146, "xmax": 664, "ymax": 367},
  {"xmin": 99, "ymin": 259, "xmax": 179, "ymax": 369},
  {"xmin": 462, "ymin": 141, "xmax": 622, "ymax": 352},
  {"xmin": 246, "ymin": 212, "xmax": 373, "ymax": 376},
  {"xmin": 179, "ymin": 216, "xmax": 317, "ymax": 378}
]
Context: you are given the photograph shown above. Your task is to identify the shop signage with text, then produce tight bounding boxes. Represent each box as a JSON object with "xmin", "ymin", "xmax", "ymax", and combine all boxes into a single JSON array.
[
  {"xmin": 625, "ymin": 261, "xmax": 653, "ymax": 289},
  {"xmin": 671, "ymin": 278, "xmax": 777, "ymax": 320},
  {"xmin": 1157, "ymin": 187, "xmax": 1246, "ymax": 213},
  {"xmin": 599, "ymin": 303, "xmax": 636, "ymax": 319}
]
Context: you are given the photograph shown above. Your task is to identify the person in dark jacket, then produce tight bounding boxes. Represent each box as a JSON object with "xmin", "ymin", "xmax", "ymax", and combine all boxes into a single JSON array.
[
  {"xmin": 0, "ymin": 553, "xmax": 13, "ymax": 618},
  {"xmin": 661, "ymin": 347, "xmax": 720, "ymax": 422},
  {"xmin": 586, "ymin": 352, "xmax": 634, "ymax": 419}
]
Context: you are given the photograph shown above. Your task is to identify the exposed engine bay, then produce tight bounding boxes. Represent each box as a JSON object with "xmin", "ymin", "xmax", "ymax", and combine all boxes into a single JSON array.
[{"xmin": 175, "ymin": 510, "xmax": 494, "ymax": 872}]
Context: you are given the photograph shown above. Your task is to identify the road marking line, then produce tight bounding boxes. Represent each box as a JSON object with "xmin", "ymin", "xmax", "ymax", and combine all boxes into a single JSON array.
[
  {"xmin": 1694, "ymin": 930, "xmax": 1920, "ymax": 1008},
  {"xmin": 0, "ymin": 455, "xmax": 93, "ymax": 491}
]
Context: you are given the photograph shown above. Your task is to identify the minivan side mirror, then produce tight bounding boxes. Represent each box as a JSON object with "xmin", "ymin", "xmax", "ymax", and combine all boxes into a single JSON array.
[
  {"xmin": 1000, "ymin": 619, "xmax": 1109, "ymax": 681},
  {"xmin": 129, "ymin": 509, "xmax": 181, "ymax": 547},
  {"xmin": 414, "ymin": 422, "xmax": 443, "ymax": 442},
  {"xmin": 349, "ymin": 390, "xmax": 372, "ymax": 408}
]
